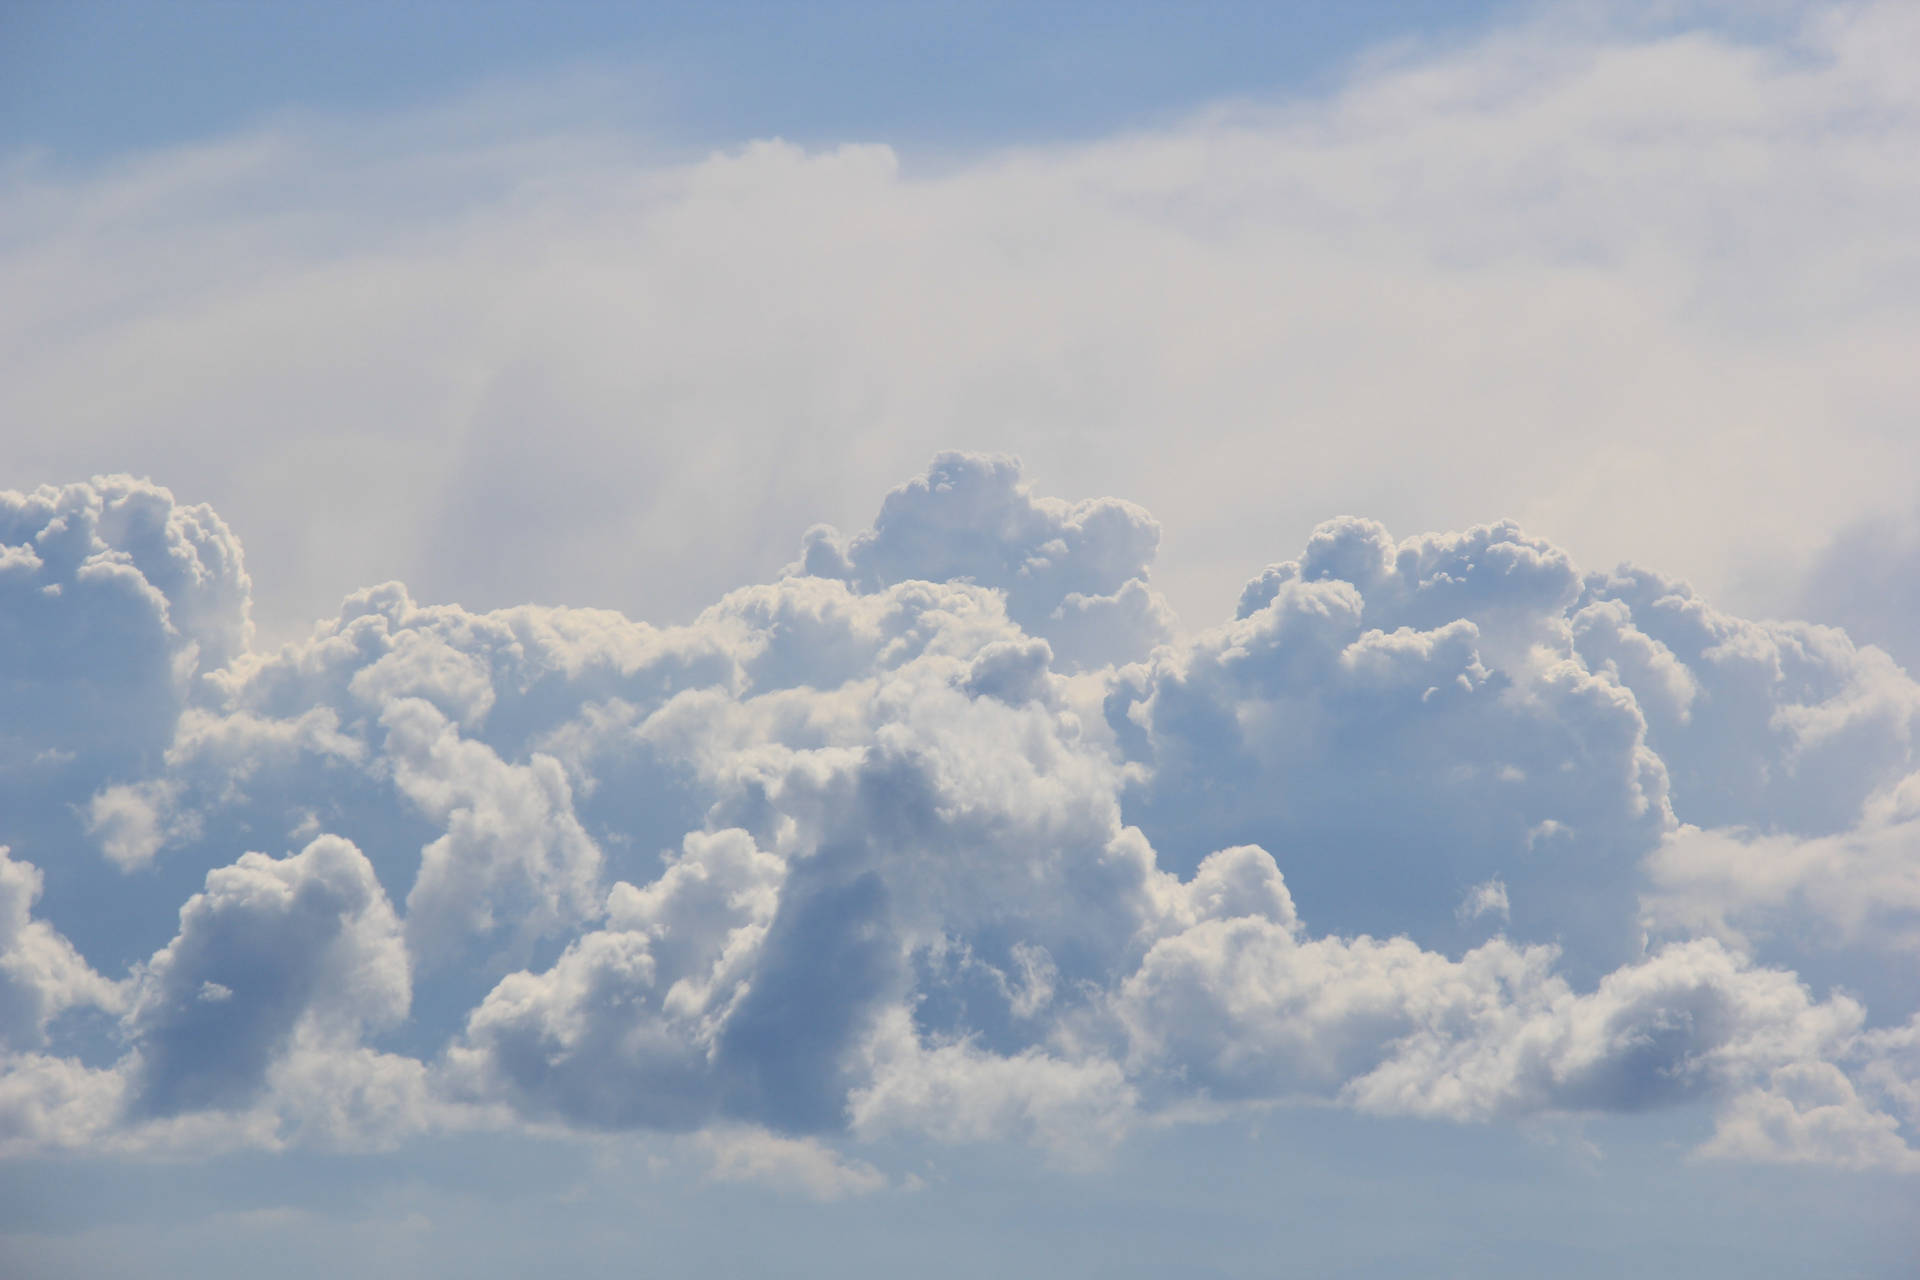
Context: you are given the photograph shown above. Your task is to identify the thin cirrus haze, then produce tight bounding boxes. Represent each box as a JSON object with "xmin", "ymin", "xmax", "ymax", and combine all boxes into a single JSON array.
[
  {"xmin": 4, "ymin": 3, "xmax": 1920, "ymax": 653},
  {"xmin": 4, "ymin": 2, "xmax": 1920, "ymax": 1277}
]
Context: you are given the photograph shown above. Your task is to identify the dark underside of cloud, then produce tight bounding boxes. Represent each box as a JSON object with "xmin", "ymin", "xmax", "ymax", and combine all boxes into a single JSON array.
[{"xmin": 0, "ymin": 454, "xmax": 1916, "ymax": 1174}]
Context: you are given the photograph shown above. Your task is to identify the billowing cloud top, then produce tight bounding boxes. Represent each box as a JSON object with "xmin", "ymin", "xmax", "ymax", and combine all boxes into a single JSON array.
[{"xmin": 1, "ymin": 455, "xmax": 1916, "ymax": 1178}]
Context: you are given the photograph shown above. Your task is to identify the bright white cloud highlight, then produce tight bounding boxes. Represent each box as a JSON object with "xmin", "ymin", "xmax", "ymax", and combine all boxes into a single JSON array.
[{"xmin": 0, "ymin": 453, "xmax": 1914, "ymax": 1181}]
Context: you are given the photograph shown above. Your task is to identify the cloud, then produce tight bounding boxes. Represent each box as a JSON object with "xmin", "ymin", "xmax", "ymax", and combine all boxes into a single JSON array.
[
  {"xmin": 692, "ymin": 1126, "xmax": 892, "ymax": 1200},
  {"xmin": 847, "ymin": 1007, "xmax": 1138, "ymax": 1161},
  {"xmin": 1343, "ymin": 938, "xmax": 1863, "ymax": 1124},
  {"xmin": 444, "ymin": 827, "xmax": 783, "ymax": 1131},
  {"xmin": 1110, "ymin": 517, "xmax": 1674, "ymax": 967},
  {"xmin": 1702, "ymin": 1061, "xmax": 1920, "ymax": 1173},
  {"xmin": 1459, "ymin": 879, "xmax": 1510, "ymax": 924},
  {"xmin": 384, "ymin": 698, "xmax": 603, "ymax": 971},
  {"xmin": 0, "ymin": 1052, "xmax": 127, "ymax": 1157},
  {"xmin": 1106, "ymin": 862, "xmax": 1865, "ymax": 1132},
  {"xmin": 0, "ymin": 478, "xmax": 249, "ymax": 793},
  {"xmin": 126, "ymin": 835, "xmax": 409, "ymax": 1118},
  {"xmin": 0, "ymin": 452, "xmax": 1915, "ymax": 1180},
  {"xmin": 1644, "ymin": 782, "xmax": 1920, "ymax": 958},
  {"xmin": 6, "ymin": 3, "xmax": 1920, "ymax": 649},
  {"xmin": 0, "ymin": 847, "xmax": 122, "ymax": 1051},
  {"xmin": 1790, "ymin": 499, "xmax": 1920, "ymax": 678},
  {"xmin": 796, "ymin": 451, "xmax": 1174, "ymax": 669},
  {"xmin": 1114, "ymin": 515, "xmax": 1920, "ymax": 981}
]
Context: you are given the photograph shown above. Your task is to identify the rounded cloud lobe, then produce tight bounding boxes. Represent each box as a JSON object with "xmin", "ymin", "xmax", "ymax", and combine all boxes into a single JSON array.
[{"xmin": 0, "ymin": 455, "xmax": 1916, "ymax": 1176}]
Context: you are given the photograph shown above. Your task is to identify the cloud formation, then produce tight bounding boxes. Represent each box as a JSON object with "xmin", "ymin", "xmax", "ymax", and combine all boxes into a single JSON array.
[
  {"xmin": 0, "ymin": 454, "xmax": 1915, "ymax": 1181},
  {"xmin": 126, "ymin": 834, "xmax": 408, "ymax": 1118},
  {"xmin": 7, "ymin": 2, "xmax": 1920, "ymax": 649}
]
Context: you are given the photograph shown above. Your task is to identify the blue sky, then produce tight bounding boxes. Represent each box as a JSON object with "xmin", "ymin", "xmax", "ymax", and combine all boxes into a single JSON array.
[
  {"xmin": 4, "ymin": 1, "xmax": 1521, "ymax": 162},
  {"xmin": 3, "ymin": 3, "xmax": 1920, "ymax": 1277}
]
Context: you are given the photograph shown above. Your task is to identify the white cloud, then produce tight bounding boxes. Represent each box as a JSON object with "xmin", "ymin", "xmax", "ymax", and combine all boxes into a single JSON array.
[
  {"xmin": 0, "ymin": 1052, "xmax": 127, "ymax": 1157},
  {"xmin": 0, "ymin": 847, "xmax": 121, "ymax": 1049},
  {"xmin": 444, "ymin": 828, "xmax": 785, "ymax": 1131},
  {"xmin": 125, "ymin": 835, "xmax": 409, "ymax": 1118},
  {"xmin": 848, "ymin": 1007, "xmax": 1138, "ymax": 1161},
  {"xmin": 0, "ymin": 478, "xmax": 249, "ymax": 788},
  {"xmin": 384, "ymin": 698, "xmax": 603, "ymax": 971},
  {"xmin": 2, "ymin": 448, "xmax": 1919, "ymax": 1179},
  {"xmin": 1701, "ymin": 1061, "xmax": 1920, "ymax": 1173},
  {"xmin": 1344, "ymin": 937, "xmax": 1864, "ymax": 1123},
  {"xmin": 1644, "ymin": 782, "xmax": 1920, "ymax": 956},
  {"xmin": 1459, "ymin": 879, "xmax": 1511, "ymax": 924},
  {"xmin": 5, "ymin": 4, "xmax": 1919, "ymax": 645},
  {"xmin": 692, "ymin": 1126, "xmax": 891, "ymax": 1200},
  {"xmin": 796, "ymin": 451, "xmax": 1174, "ymax": 670}
]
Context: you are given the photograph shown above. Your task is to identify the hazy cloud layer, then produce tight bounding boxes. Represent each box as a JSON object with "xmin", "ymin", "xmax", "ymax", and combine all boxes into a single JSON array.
[
  {"xmin": 1, "ymin": 455, "xmax": 1915, "ymax": 1177},
  {"xmin": 5, "ymin": 3, "xmax": 1919, "ymax": 645}
]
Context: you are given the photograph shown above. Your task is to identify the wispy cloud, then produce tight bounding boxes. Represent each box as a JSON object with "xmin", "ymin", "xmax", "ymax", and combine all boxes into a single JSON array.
[{"xmin": 3, "ymin": 3, "xmax": 1917, "ymax": 643}]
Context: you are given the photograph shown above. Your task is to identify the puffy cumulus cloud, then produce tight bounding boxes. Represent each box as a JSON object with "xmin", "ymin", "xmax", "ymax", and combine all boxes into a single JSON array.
[
  {"xmin": 0, "ymin": 1052, "xmax": 128, "ymax": 1157},
  {"xmin": 847, "ymin": 1008, "xmax": 1137, "ymax": 1162},
  {"xmin": 1578, "ymin": 569, "xmax": 1920, "ymax": 839},
  {"xmin": 1702, "ymin": 1062, "xmax": 1920, "ymax": 1174},
  {"xmin": 0, "ymin": 848, "xmax": 126, "ymax": 1155},
  {"xmin": 384, "ymin": 698, "xmax": 603, "ymax": 970},
  {"xmin": 1112, "ymin": 907, "xmax": 1869, "ymax": 1132},
  {"xmin": 1344, "ymin": 939, "xmax": 1862, "ymax": 1121},
  {"xmin": 443, "ymin": 828, "xmax": 784, "ymax": 1131},
  {"xmin": 795, "ymin": 451, "xmax": 1175, "ymax": 670},
  {"xmin": 1, "ymin": 455, "xmax": 1917, "ymax": 1177},
  {"xmin": 1643, "ymin": 781, "xmax": 1920, "ymax": 958},
  {"xmin": 248, "ymin": 1042, "xmax": 445, "ymax": 1153},
  {"xmin": 0, "ymin": 477, "xmax": 252, "ymax": 687},
  {"xmin": 0, "ymin": 847, "xmax": 121, "ymax": 1049},
  {"xmin": 125, "ymin": 835, "xmax": 408, "ymax": 1118},
  {"xmin": 0, "ymin": 478, "xmax": 250, "ymax": 883},
  {"xmin": 1114, "ymin": 517, "xmax": 1672, "ymax": 965},
  {"xmin": 1115, "ymin": 515, "xmax": 1920, "ymax": 977}
]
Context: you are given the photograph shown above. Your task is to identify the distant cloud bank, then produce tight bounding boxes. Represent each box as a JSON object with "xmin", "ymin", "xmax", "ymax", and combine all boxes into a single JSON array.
[{"xmin": 2, "ymin": 454, "xmax": 1916, "ymax": 1179}]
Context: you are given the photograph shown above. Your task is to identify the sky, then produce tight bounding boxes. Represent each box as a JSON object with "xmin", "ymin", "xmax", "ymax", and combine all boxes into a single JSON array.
[
  {"xmin": 4, "ymin": 1, "xmax": 1519, "ymax": 161},
  {"xmin": 3, "ymin": 3, "xmax": 1919, "ymax": 1277}
]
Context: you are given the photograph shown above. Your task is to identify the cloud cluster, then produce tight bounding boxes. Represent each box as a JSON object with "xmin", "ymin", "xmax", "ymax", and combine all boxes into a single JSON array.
[
  {"xmin": 0, "ymin": 455, "xmax": 1915, "ymax": 1180},
  {"xmin": 7, "ymin": 2, "xmax": 1920, "ymax": 650}
]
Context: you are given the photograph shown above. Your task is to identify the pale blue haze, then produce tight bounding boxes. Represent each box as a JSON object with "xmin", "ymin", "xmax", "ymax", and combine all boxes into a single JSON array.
[{"xmin": 5, "ymin": 1, "xmax": 1519, "ymax": 162}]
